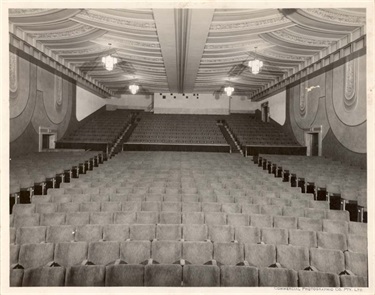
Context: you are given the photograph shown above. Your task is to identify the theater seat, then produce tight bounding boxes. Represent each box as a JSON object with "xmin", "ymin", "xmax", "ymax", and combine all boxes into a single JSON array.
[
  {"xmin": 182, "ymin": 241, "xmax": 213, "ymax": 265},
  {"xmin": 18, "ymin": 243, "xmax": 54, "ymax": 269},
  {"xmin": 349, "ymin": 222, "xmax": 367, "ymax": 236},
  {"xmin": 103, "ymin": 224, "xmax": 130, "ymax": 242},
  {"xmin": 16, "ymin": 226, "xmax": 46, "ymax": 245},
  {"xmin": 235, "ymin": 226, "xmax": 260, "ymax": 244},
  {"xmin": 227, "ymin": 213, "xmax": 249, "ymax": 227},
  {"xmin": 298, "ymin": 270, "xmax": 340, "ymax": 287},
  {"xmin": 114, "ymin": 212, "xmax": 136, "ymax": 224},
  {"xmin": 261, "ymin": 228, "xmax": 288, "ymax": 245},
  {"xmin": 75, "ymin": 225, "xmax": 103, "ymax": 242},
  {"xmin": 159, "ymin": 212, "xmax": 181, "ymax": 224},
  {"xmin": 259, "ymin": 268, "xmax": 298, "ymax": 287},
  {"xmin": 88, "ymin": 241, "xmax": 120, "ymax": 265},
  {"xmin": 120, "ymin": 241, "xmax": 151, "ymax": 264},
  {"xmin": 66, "ymin": 212, "xmax": 89, "ymax": 226},
  {"xmin": 326, "ymin": 210, "xmax": 350, "ymax": 222},
  {"xmin": 183, "ymin": 265, "xmax": 220, "ymax": 286},
  {"xmin": 182, "ymin": 212, "xmax": 204, "ymax": 224},
  {"xmin": 54, "ymin": 242, "xmax": 88, "ymax": 267},
  {"xmin": 10, "ymin": 269, "xmax": 23, "ymax": 287},
  {"xmin": 345, "ymin": 252, "xmax": 368, "ymax": 278},
  {"xmin": 220, "ymin": 265, "xmax": 258, "ymax": 286},
  {"xmin": 310, "ymin": 248, "xmax": 345, "ymax": 274},
  {"xmin": 152, "ymin": 240, "xmax": 182, "ymax": 264},
  {"xmin": 205, "ymin": 212, "xmax": 226, "ymax": 225},
  {"xmin": 58, "ymin": 203, "xmax": 80, "ymax": 213},
  {"xmin": 13, "ymin": 204, "xmax": 35, "ymax": 216},
  {"xmin": 14, "ymin": 214, "xmax": 40, "ymax": 228},
  {"xmin": 213, "ymin": 242, "xmax": 244, "ymax": 265},
  {"xmin": 136, "ymin": 211, "xmax": 159, "ymax": 224},
  {"xmin": 250, "ymin": 214, "xmax": 273, "ymax": 228},
  {"xmin": 183, "ymin": 224, "xmax": 208, "ymax": 241},
  {"xmin": 10, "ymin": 227, "xmax": 16, "ymax": 244},
  {"xmin": 288, "ymin": 229, "xmax": 317, "ymax": 248},
  {"xmin": 130, "ymin": 224, "xmax": 155, "ymax": 241},
  {"xmin": 105, "ymin": 264, "xmax": 144, "ymax": 286},
  {"xmin": 317, "ymin": 232, "xmax": 347, "ymax": 251},
  {"xmin": 340, "ymin": 275, "xmax": 368, "ymax": 287},
  {"xmin": 347, "ymin": 234, "xmax": 367, "ymax": 254},
  {"xmin": 298, "ymin": 217, "xmax": 323, "ymax": 232},
  {"xmin": 208, "ymin": 225, "xmax": 234, "ymax": 243},
  {"xmin": 10, "ymin": 244, "xmax": 20, "ymax": 266},
  {"xmin": 22, "ymin": 266, "xmax": 65, "ymax": 286},
  {"xmin": 65, "ymin": 265, "xmax": 105, "ymax": 286},
  {"xmin": 90, "ymin": 212, "xmax": 113, "ymax": 225},
  {"xmin": 35, "ymin": 203, "xmax": 57, "ymax": 214},
  {"xmin": 323, "ymin": 219, "xmax": 349, "ymax": 235},
  {"xmin": 145, "ymin": 264, "xmax": 182, "ymax": 286},
  {"xmin": 245, "ymin": 244, "xmax": 276, "ymax": 268},
  {"xmin": 276, "ymin": 245, "xmax": 309, "ymax": 271},
  {"xmin": 156, "ymin": 224, "xmax": 182, "ymax": 240}
]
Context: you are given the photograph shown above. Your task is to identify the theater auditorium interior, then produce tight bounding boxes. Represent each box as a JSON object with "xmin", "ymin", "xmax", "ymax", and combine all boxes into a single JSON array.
[{"xmin": 2, "ymin": 4, "xmax": 373, "ymax": 291}]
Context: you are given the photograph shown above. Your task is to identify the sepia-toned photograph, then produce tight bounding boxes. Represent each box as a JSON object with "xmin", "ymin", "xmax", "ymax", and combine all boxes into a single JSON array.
[{"xmin": 1, "ymin": 1, "xmax": 373, "ymax": 293}]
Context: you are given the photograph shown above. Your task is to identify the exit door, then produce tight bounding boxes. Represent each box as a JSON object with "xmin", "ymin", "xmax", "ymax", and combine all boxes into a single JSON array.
[{"xmin": 311, "ymin": 133, "xmax": 319, "ymax": 156}]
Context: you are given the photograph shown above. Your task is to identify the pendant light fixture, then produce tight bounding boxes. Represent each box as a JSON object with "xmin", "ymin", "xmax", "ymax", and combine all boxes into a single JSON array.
[
  {"xmin": 224, "ymin": 86, "xmax": 234, "ymax": 96},
  {"xmin": 101, "ymin": 43, "xmax": 118, "ymax": 71},
  {"xmin": 248, "ymin": 47, "xmax": 263, "ymax": 75},
  {"xmin": 129, "ymin": 84, "xmax": 139, "ymax": 94}
]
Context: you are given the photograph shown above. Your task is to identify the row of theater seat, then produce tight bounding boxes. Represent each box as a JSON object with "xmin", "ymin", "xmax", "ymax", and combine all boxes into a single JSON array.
[
  {"xmin": 128, "ymin": 113, "xmax": 227, "ymax": 145},
  {"xmin": 31, "ymin": 192, "xmax": 320, "ymax": 205},
  {"xmin": 48, "ymin": 183, "xmax": 307, "ymax": 195},
  {"xmin": 10, "ymin": 241, "xmax": 367, "ymax": 283},
  {"xmin": 10, "ymin": 209, "xmax": 352, "ymax": 229},
  {"xmin": 61, "ymin": 110, "xmax": 132, "ymax": 144},
  {"xmin": 258, "ymin": 154, "xmax": 366, "ymax": 221},
  {"xmin": 224, "ymin": 115, "xmax": 299, "ymax": 147},
  {"xmin": 11, "ymin": 263, "xmax": 368, "ymax": 287},
  {"xmin": 9, "ymin": 151, "xmax": 102, "ymax": 196},
  {"xmin": 19, "ymin": 200, "xmax": 340, "ymax": 216},
  {"xmin": 10, "ymin": 223, "xmax": 367, "ymax": 254}
]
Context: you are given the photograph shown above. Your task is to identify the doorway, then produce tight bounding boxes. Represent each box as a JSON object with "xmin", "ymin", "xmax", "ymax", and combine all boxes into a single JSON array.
[
  {"xmin": 39, "ymin": 127, "xmax": 57, "ymax": 151},
  {"xmin": 305, "ymin": 129, "xmax": 322, "ymax": 156},
  {"xmin": 261, "ymin": 102, "xmax": 269, "ymax": 123}
]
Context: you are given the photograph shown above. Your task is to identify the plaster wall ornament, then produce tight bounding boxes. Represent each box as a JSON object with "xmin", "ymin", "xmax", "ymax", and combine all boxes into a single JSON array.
[
  {"xmin": 210, "ymin": 15, "xmax": 291, "ymax": 31},
  {"xmin": 76, "ymin": 10, "xmax": 156, "ymax": 30},
  {"xmin": 204, "ymin": 40, "xmax": 269, "ymax": 50},
  {"xmin": 344, "ymin": 59, "xmax": 357, "ymax": 111},
  {"xmin": 118, "ymin": 55, "xmax": 163, "ymax": 63},
  {"xmin": 299, "ymin": 80, "xmax": 307, "ymax": 117},
  {"xmin": 9, "ymin": 52, "xmax": 18, "ymax": 94},
  {"xmin": 29, "ymin": 25, "xmax": 95, "ymax": 39},
  {"xmin": 260, "ymin": 50, "xmax": 309, "ymax": 61},
  {"xmin": 133, "ymin": 66, "xmax": 166, "ymax": 72},
  {"xmin": 53, "ymin": 46, "xmax": 108, "ymax": 55},
  {"xmin": 54, "ymin": 74, "xmax": 63, "ymax": 109},
  {"xmin": 9, "ymin": 9, "xmax": 54, "ymax": 16},
  {"xmin": 95, "ymin": 37, "xmax": 161, "ymax": 49},
  {"xmin": 303, "ymin": 8, "xmax": 365, "ymax": 25},
  {"xmin": 201, "ymin": 56, "xmax": 248, "ymax": 63},
  {"xmin": 271, "ymin": 30, "xmax": 335, "ymax": 46}
]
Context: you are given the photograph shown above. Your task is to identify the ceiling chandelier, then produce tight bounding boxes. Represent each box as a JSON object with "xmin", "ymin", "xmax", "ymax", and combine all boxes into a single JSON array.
[
  {"xmin": 102, "ymin": 55, "xmax": 118, "ymax": 71},
  {"xmin": 224, "ymin": 86, "xmax": 234, "ymax": 97},
  {"xmin": 129, "ymin": 84, "xmax": 139, "ymax": 95},
  {"xmin": 248, "ymin": 47, "xmax": 263, "ymax": 75},
  {"xmin": 101, "ymin": 43, "xmax": 118, "ymax": 71}
]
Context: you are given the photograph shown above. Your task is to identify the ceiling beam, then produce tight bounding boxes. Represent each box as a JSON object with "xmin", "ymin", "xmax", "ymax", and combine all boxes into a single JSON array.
[{"xmin": 153, "ymin": 9, "xmax": 214, "ymax": 93}]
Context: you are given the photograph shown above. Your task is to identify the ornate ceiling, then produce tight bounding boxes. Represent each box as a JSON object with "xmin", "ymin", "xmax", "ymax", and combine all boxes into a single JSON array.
[{"xmin": 8, "ymin": 8, "xmax": 366, "ymax": 98}]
